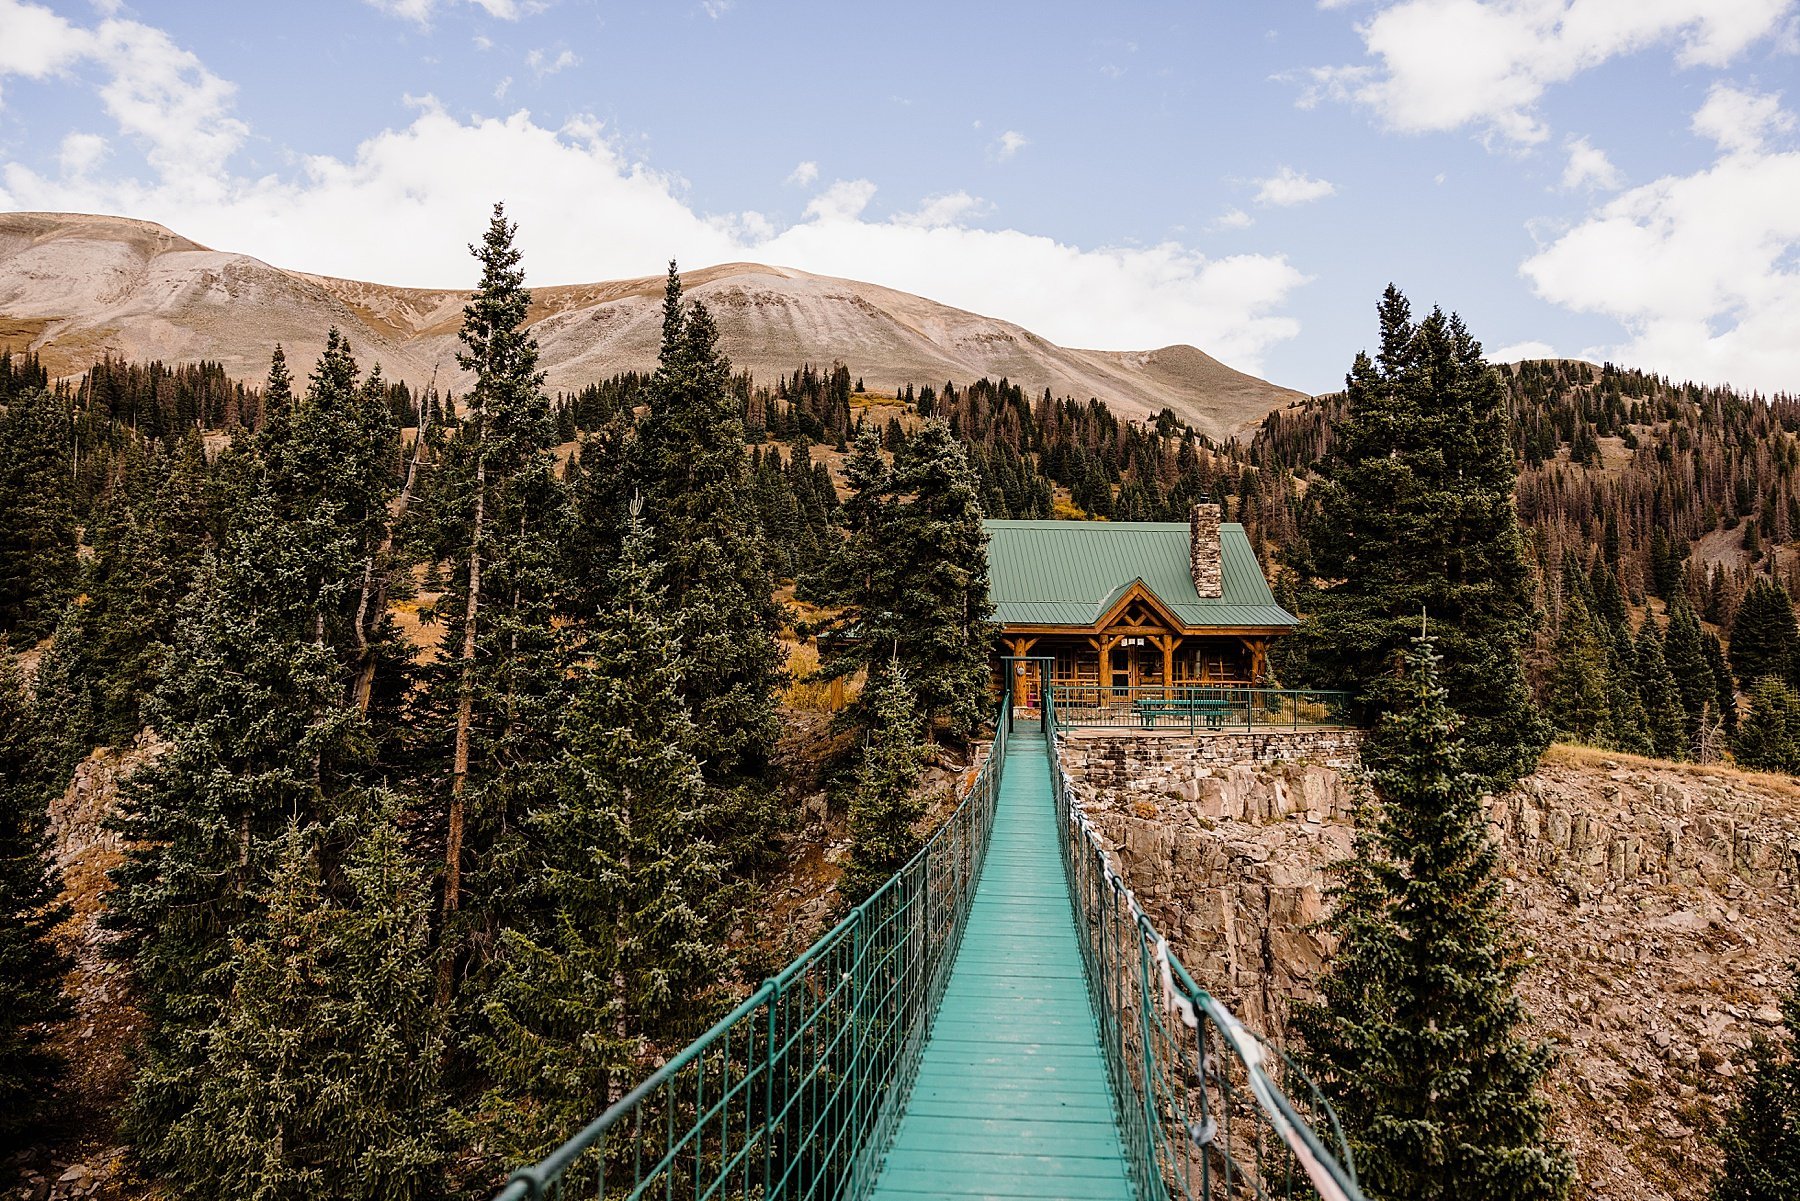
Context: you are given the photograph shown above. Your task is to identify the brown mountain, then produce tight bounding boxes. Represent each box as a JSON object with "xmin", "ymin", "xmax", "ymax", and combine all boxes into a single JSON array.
[{"xmin": 0, "ymin": 211, "xmax": 1306, "ymax": 439}]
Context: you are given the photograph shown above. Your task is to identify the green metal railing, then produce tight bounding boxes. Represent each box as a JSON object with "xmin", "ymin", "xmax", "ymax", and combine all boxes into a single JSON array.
[
  {"xmin": 1047, "ymin": 685, "xmax": 1354, "ymax": 733},
  {"xmin": 492, "ymin": 695, "xmax": 1012, "ymax": 1201},
  {"xmin": 1042, "ymin": 682, "xmax": 1365, "ymax": 1201}
]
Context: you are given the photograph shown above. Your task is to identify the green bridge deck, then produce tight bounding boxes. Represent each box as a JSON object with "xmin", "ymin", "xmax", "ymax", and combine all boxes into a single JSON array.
[{"xmin": 869, "ymin": 729, "xmax": 1134, "ymax": 1201}]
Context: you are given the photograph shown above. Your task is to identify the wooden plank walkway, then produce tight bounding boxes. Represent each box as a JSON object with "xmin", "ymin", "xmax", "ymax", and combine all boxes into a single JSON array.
[{"xmin": 868, "ymin": 727, "xmax": 1135, "ymax": 1201}]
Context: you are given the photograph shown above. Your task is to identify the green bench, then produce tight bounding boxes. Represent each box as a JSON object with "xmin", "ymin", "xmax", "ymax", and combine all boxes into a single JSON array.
[{"xmin": 1133, "ymin": 697, "xmax": 1232, "ymax": 729}]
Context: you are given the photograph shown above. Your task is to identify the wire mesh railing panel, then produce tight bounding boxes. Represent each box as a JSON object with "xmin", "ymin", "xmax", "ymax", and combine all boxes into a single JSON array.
[
  {"xmin": 1047, "ymin": 686, "xmax": 1354, "ymax": 733},
  {"xmin": 492, "ymin": 697, "xmax": 1010, "ymax": 1201},
  {"xmin": 1043, "ymin": 687, "xmax": 1367, "ymax": 1201}
]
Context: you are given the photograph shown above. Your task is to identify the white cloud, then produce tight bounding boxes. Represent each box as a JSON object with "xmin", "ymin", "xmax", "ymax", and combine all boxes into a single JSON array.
[
  {"xmin": 701, "ymin": 0, "xmax": 734, "ymax": 17},
  {"xmin": 525, "ymin": 47, "xmax": 578, "ymax": 77},
  {"xmin": 0, "ymin": 0, "xmax": 90, "ymax": 101},
  {"xmin": 994, "ymin": 129, "xmax": 1029, "ymax": 160},
  {"xmin": 1521, "ymin": 90, "xmax": 1800, "ymax": 395},
  {"xmin": 1561, "ymin": 135, "xmax": 1623, "ymax": 190},
  {"xmin": 785, "ymin": 159, "xmax": 819, "ymax": 186},
  {"xmin": 0, "ymin": 14, "xmax": 1312, "ymax": 373},
  {"xmin": 1302, "ymin": 0, "xmax": 1797, "ymax": 145},
  {"xmin": 1254, "ymin": 166, "xmax": 1337, "ymax": 206},
  {"xmin": 1693, "ymin": 82, "xmax": 1796, "ymax": 153},
  {"xmin": 1490, "ymin": 339, "xmax": 1559, "ymax": 361},
  {"xmin": 365, "ymin": 0, "xmax": 521, "ymax": 23},
  {"xmin": 897, "ymin": 191, "xmax": 990, "ymax": 228},
  {"xmin": 57, "ymin": 131, "xmax": 108, "ymax": 176},
  {"xmin": 1212, "ymin": 208, "xmax": 1254, "ymax": 230}
]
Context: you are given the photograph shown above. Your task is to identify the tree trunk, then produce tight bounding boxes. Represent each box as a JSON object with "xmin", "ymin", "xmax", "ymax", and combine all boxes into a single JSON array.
[
  {"xmin": 437, "ymin": 450, "xmax": 485, "ymax": 1009},
  {"xmin": 352, "ymin": 372, "xmax": 434, "ymax": 715}
]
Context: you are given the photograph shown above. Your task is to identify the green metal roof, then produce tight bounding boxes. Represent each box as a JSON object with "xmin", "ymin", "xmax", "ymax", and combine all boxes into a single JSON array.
[{"xmin": 982, "ymin": 519, "xmax": 1298, "ymax": 630}]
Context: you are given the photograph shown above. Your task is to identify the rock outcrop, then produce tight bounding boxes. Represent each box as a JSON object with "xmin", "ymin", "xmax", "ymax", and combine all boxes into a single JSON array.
[{"xmin": 1062, "ymin": 734, "xmax": 1800, "ymax": 1201}]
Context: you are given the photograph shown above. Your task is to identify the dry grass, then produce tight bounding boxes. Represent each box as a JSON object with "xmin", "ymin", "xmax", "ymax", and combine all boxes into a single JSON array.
[{"xmin": 1544, "ymin": 741, "xmax": 1800, "ymax": 801}]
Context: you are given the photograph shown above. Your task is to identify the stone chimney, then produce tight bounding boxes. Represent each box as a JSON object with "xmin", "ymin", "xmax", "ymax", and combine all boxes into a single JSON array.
[{"xmin": 1190, "ymin": 503, "xmax": 1222, "ymax": 598}]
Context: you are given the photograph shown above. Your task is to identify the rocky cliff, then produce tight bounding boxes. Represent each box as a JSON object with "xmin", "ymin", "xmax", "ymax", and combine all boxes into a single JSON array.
[{"xmin": 1061, "ymin": 733, "xmax": 1800, "ymax": 1201}]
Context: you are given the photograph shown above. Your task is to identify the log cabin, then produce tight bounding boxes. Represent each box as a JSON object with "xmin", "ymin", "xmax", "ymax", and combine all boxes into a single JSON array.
[{"xmin": 984, "ymin": 504, "xmax": 1297, "ymax": 709}]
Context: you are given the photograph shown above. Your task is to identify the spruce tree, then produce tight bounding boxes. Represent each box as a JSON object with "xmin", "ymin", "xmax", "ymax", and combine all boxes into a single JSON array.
[
  {"xmin": 1730, "ymin": 577, "xmax": 1799, "ymax": 688},
  {"xmin": 0, "ymin": 388, "xmax": 77, "ymax": 640},
  {"xmin": 1665, "ymin": 598, "xmax": 1716, "ymax": 737},
  {"xmin": 1544, "ymin": 593, "xmax": 1609, "ymax": 745},
  {"xmin": 472, "ymin": 515, "xmax": 728, "ymax": 1165},
  {"xmin": 106, "ymin": 339, "xmax": 401, "ymax": 1180},
  {"xmin": 165, "ymin": 816, "xmax": 449, "ymax": 1201},
  {"xmin": 632, "ymin": 262, "xmax": 783, "ymax": 855},
  {"xmin": 1733, "ymin": 679, "xmax": 1800, "ymax": 774},
  {"xmin": 1294, "ymin": 636, "xmax": 1573, "ymax": 1201},
  {"xmin": 1636, "ymin": 619, "xmax": 1689, "ymax": 761},
  {"xmin": 1602, "ymin": 625, "xmax": 1652, "ymax": 755},
  {"xmin": 818, "ymin": 422, "xmax": 995, "ymax": 737},
  {"xmin": 1293, "ymin": 287, "xmax": 1546, "ymax": 788},
  {"xmin": 0, "ymin": 643, "xmax": 72, "ymax": 1141},
  {"xmin": 412, "ymin": 202, "xmax": 570, "ymax": 1006},
  {"xmin": 839, "ymin": 664, "xmax": 929, "ymax": 907},
  {"xmin": 1711, "ymin": 968, "xmax": 1800, "ymax": 1201}
]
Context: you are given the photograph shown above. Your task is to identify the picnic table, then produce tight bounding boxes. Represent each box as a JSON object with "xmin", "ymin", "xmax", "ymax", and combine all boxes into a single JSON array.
[{"xmin": 1132, "ymin": 695, "xmax": 1232, "ymax": 729}]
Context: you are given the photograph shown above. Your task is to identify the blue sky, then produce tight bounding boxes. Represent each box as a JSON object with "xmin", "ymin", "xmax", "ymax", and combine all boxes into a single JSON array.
[{"xmin": 1, "ymin": 0, "xmax": 1797, "ymax": 396}]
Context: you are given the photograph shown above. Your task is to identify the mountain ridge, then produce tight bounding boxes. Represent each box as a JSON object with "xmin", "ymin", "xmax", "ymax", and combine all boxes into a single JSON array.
[{"xmin": 0, "ymin": 211, "xmax": 1305, "ymax": 440}]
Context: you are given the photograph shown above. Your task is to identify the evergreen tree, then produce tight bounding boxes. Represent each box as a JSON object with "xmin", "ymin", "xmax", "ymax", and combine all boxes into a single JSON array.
[
  {"xmin": 838, "ymin": 664, "xmax": 928, "ymax": 907},
  {"xmin": 818, "ymin": 422, "xmax": 995, "ymax": 737},
  {"xmin": 1635, "ymin": 619, "xmax": 1689, "ymax": 761},
  {"xmin": 0, "ymin": 388, "xmax": 77, "ymax": 640},
  {"xmin": 164, "ymin": 816, "xmax": 449, "ymax": 1201},
  {"xmin": 106, "ymin": 339, "xmax": 401, "ymax": 1179},
  {"xmin": 1543, "ymin": 593, "xmax": 1609, "ymax": 745},
  {"xmin": 1294, "ymin": 637, "xmax": 1573, "ymax": 1201},
  {"xmin": 412, "ymin": 202, "xmax": 570, "ymax": 1006},
  {"xmin": 1602, "ymin": 625, "xmax": 1652, "ymax": 756},
  {"xmin": 632, "ymin": 262, "xmax": 783, "ymax": 855},
  {"xmin": 1730, "ymin": 577, "xmax": 1799, "ymax": 688},
  {"xmin": 472, "ymin": 516, "xmax": 728, "ymax": 1164},
  {"xmin": 1665, "ymin": 599, "xmax": 1715, "ymax": 737},
  {"xmin": 1711, "ymin": 968, "xmax": 1800, "ymax": 1201},
  {"xmin": 1293, "ymin": 287, "xmax": 1546, "ymax": 788},
  {"xmin": 0, "ymin": 643, "xmax": 72, "ymax": 1141},
  {"xmin": 1733, "ymin": 679, "xmax": 1800, "ymax": 774}
]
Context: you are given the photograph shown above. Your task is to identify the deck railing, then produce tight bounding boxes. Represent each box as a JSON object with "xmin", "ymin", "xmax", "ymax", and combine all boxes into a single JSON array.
[
  {"xmin": 491, "ymin": 695, "xmax": 1011, "ymax": 1201},
  {"xmin": 1042, "ymin": 686, "xmax": 1366, "ymax": 1201},
  {"xmin": 1046, "ymin": 685, "xmax": 1355, "ymax": 733}
]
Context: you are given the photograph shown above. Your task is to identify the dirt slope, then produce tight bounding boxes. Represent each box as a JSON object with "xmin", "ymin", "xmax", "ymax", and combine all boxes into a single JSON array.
[{"xmin": 0, "ymin": 212, "xmax": 1305, "ymax": 440}]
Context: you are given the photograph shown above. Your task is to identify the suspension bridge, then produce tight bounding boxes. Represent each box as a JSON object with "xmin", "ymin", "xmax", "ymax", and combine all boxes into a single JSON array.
[{"xmin": 494, "ymin": 678, "xmax": 1366, "ymax": 1201}]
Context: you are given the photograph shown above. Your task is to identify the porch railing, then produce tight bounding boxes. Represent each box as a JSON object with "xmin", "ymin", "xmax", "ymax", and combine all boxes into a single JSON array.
[{"xmin": 1044, "ymin": 685, "xmax": 1355, "ymax": 732}]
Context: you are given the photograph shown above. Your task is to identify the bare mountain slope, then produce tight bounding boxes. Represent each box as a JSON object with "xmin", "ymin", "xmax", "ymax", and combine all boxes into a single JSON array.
[{"xmin": 0, "ymin": 212, "xmax": 1306, "ymax": 439}]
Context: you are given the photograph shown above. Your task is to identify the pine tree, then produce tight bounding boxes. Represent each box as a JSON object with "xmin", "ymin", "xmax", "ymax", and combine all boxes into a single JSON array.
[
  {"xmin": 1294, "ymin": 287, "xmax": 1546, "ymax": 788},
  {"xmin": 1636, "ymin": 619, "xmax": 1689, "ymax": 761},
  {"xmin": 0, "ymin": 388, "xmax": 77, "ymax": 640},
  {"xmin": 839, "ymin": 664, "xmax": 929, "ymax": 906},
  {"xmin": 1665, "ymin": 598, "xmax": 1716, "ymax": 738},
  {"xmin": 818, "ymin": 422, "xmax": 995, "ymax": 737},
  {"xmin": 0, "ymin": 643, "xmax": 72, "ymax": 1141},
  {"xmin": 413, "ymin": 202, "xmax": 570, "ymax": 1006},
  {"xmin": 1733, "ymin": 679, "xmax": 1800, "ymax": 774},
  {"xmin": 1730, "ymin": 577, "xmax": 1799, "ymax": 688},
  {"xmin": 106, "ymin": 340, "xmax": 401, "ymax": 1179},
  {"xmin": 1544, "ymin": 593, "xmax": 1609, "ymax": 745},
  {"xmin": 632, "ymin": 262, "xmax": 783, "ymax": 855},
  {"xmin": 164, "ymin": 816, "xmax": 449, "ymax": 1201},
  {"xmin": 472, "ymin": 516, "xmax": 728, "ymax": 1165},
  {"xmin": 1294, "ymin": 636, "xmax": 1573, "ymax": 1201},
  {"xmin": 1602, "ymin": 624, "xmax": 1653, "ymax": 755},
  {"xmin": 1711, "ymin": 968, "xmax": 1800, "ymax": 1201}
]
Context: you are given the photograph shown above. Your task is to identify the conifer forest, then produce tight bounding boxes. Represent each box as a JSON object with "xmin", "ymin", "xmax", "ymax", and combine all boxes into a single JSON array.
[{"xmin": 0, "ymin": 207, "xmax": 1796, "ymax": 1201}]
